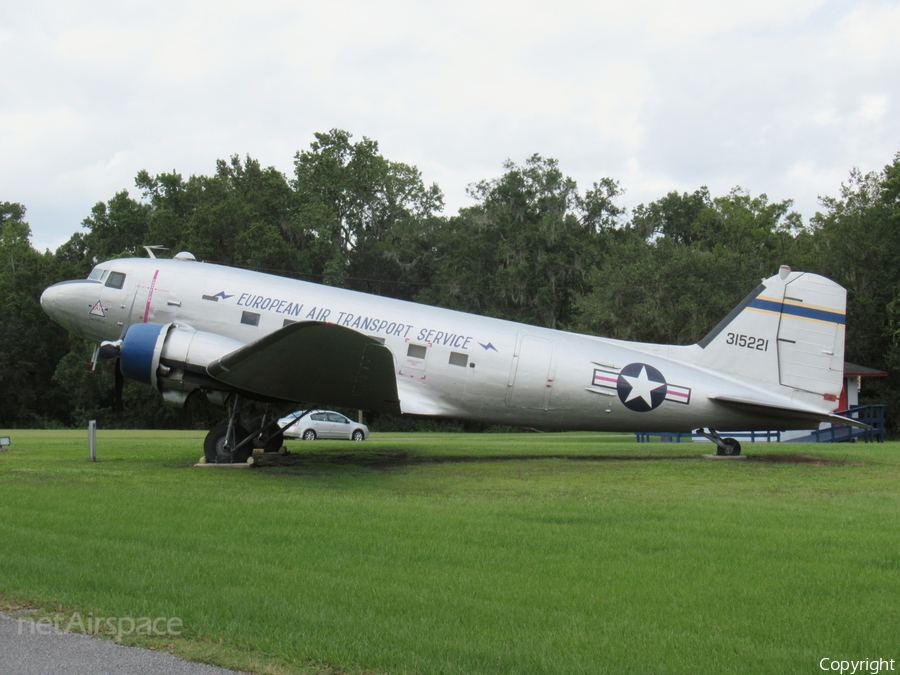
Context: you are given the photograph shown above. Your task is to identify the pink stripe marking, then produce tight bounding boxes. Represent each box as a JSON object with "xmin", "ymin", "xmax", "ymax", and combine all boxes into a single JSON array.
[
  {"xmin": 593, "ymin": 375, "xmax": 618, "ymax": 386},
  {"xmin": 667, "ymin": 389, "xmax": 689, "ymax": 399},
  {"xmin": 143, "ymin": 270, "xmax": 159, "ymax": 323}
]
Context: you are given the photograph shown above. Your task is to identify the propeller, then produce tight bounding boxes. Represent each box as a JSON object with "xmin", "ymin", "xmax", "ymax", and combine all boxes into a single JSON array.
[{"xmin": 98, "ymin": 339, "xmax": 122, "ymax": 360}]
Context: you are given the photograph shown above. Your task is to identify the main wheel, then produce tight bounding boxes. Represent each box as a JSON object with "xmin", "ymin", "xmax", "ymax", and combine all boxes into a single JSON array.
[
  {"xmin": 302, "ymin": 429, "xmax": 317, "ymax": 441},
  {"xmin": 249, "ymin": 416, "xmax": 285, "ymax": 453},
  {"xmin": 204, "ymin": 423, "xmax": 250, "ymax": 463},
  {"xmin": 352, "ymin": 430, "xmax": 365, "ymax": 441},
  {"xmin": 717, "ymin": 438, "xmax": 742, "ymax": 456}
]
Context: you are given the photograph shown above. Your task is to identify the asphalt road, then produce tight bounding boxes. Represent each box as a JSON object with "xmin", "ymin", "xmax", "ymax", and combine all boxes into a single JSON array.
[{"xmin": 0, "ymin": 612, "xmax": 246, "ymax": 675}]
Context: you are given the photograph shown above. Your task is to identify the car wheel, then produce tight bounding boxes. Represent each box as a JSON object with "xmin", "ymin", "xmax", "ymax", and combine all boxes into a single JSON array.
[
  {"xmin": 352, "ymin": 430, "xmax": 365, "ymax": 441},
  {"xmin": 302, "ymin": 429, "xmax": 317, "ymax": 441}
]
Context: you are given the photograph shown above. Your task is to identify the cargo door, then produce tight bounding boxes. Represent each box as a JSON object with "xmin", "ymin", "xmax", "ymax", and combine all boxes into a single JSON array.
[{"xmin": 506, "ymin": 334, "xmax": 554, "ymax": 409}]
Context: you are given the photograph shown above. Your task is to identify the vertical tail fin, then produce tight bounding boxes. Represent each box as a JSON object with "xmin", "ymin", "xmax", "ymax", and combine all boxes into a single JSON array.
[{"xmin": 696, "ymin": 267, "xmax": 846, "ymax": 401}]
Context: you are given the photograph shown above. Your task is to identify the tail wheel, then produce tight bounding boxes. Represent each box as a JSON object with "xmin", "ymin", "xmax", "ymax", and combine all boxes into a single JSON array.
[
  {"xmin": 302, "ymin": 429, "xmax": 317, "ymax": 441},
  {"xmin": 204, "ymin": 423, "xmax": 250, "ymax": 463},
  {"xmin": 717, "ymin": 438, "xmax": 742, "ymax": 456}
]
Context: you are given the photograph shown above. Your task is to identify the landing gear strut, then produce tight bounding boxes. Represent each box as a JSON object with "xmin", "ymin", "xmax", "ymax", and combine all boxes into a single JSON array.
[
  {"xmin": 249, "ymin": 410, "xmax": 285, "ymax": 453},
  {"xmin": 695, "ymin": 428, "xmax": 742, "ymax": 456},
  {"xmin": 204, "ymin": 394, "xmax": 255, "ymax": 464},
  {"xmin": 203, "ymin": 398, "xmax": 309, "ymax": 463}
]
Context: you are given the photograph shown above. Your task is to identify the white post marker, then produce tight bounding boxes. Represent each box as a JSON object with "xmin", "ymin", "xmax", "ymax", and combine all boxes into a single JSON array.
[{"xmin": 88, "ymin": 420, "xmax": 96, "ymax": 462}]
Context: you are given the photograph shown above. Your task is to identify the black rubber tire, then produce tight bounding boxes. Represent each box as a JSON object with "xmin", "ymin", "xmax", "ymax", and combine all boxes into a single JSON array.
[
  {"xmin": 717, "ymin": 438, "xmax": 742, "ymax": 456},
  {"xmin": 204, "ymin": 423, "xmax": 250, "ymax": 463},
  {"xmin": 302, "ymin": 429, "xmax": 317, "ymax": 441},
  {"xmin": 352, "ymin": 430, "xmax": 365, "ymax": 441},
  {"xmin": 249, "ymin": 417, "xmax": 285, "ymax": 453}
]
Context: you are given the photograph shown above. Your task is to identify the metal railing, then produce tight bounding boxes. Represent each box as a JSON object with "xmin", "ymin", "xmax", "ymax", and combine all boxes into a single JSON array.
[{"xmin": 807, "ymin": 404, "xmax": 886, "ymax": 443}]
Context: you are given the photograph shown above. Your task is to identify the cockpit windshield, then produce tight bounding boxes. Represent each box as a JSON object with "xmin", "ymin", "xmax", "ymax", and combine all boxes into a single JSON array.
[{"xmin": 87, "ymin": 267, "xmax": 109, "ymax": 282}]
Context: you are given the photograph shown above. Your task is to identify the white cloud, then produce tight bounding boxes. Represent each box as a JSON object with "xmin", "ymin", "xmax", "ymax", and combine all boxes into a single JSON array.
[
  {"xmin": 857, "ymin": 95, "xmax": 888, "ymax": 123},
  {"xmin": 2, "ymin": 0, "xmax": 899, "ymax": 251}
]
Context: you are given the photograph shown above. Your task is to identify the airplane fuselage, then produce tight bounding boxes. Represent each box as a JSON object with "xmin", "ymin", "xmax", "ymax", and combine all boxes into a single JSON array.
[{"xmin": 41, "ymin": 256, "xmax": 844, "ymax": 434}]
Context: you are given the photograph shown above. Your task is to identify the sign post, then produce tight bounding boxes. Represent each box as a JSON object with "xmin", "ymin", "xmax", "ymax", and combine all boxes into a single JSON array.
[{"xmin": 88, "ymin": 420, "xmax": 96, "ymax": 462}]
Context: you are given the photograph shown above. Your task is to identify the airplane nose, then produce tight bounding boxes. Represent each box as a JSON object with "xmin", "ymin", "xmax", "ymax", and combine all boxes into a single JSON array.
[{"xmin": 40, "ymin": 285, "xmax": 58, "ymax": 315}]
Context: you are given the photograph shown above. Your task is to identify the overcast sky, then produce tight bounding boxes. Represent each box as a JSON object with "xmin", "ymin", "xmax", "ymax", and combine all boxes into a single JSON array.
[{"xmin": 3, "ymin": 0, "xmax": 899, "ymax": 252}]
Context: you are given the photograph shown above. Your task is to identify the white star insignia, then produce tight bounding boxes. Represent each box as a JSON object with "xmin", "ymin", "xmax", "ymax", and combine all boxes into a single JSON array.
[{"xmin": 621, "ymin": 366, "xmax": 666, "ymax": 407}]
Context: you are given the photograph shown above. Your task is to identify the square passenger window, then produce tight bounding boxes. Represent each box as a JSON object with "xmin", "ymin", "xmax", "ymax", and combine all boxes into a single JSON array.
[
  {"xmin": 241, "ymin": 311, "xmax": 260, "ymax": 327},
  {"xmin": 105, "ymin": 271, "xmax": 126, "ymax": 289},
  {"xmin": 449, "ymin": 352, "xmax": 468, "ymax": 367},
  {"xmin": 407, "ymin": 344, "xmax": 427, "ymax": 359}
]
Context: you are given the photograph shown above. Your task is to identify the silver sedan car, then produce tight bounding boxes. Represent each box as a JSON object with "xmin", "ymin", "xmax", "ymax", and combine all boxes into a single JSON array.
[{"xmin": 278, "ymin": 410, "xmax": 369, "ymax": 441}]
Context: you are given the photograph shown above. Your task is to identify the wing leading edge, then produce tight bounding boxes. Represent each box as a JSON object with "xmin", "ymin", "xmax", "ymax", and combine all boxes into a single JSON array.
[{"xmin": 207, "ymin": 321, "xmax": 401, "ymax": 413}]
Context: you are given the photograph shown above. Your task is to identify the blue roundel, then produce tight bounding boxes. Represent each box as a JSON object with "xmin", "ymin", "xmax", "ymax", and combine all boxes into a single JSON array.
[
  {"xmin": 616, "ymin": 363, "xmax": 668, "ymax": 412},
  {"xmin": 120, "ymin": 323, "xmax": 166, "ymax": 385}
]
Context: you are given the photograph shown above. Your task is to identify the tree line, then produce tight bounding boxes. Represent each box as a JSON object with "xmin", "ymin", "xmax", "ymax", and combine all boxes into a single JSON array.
[{"xmin": 2, "ymin": 129, "xmax": 899, "ymax": 433}]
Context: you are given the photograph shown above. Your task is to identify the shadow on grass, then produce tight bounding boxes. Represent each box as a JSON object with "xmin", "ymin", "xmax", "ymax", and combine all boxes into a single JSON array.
[
  {"xmin": 748, "ymin": 453, "xmax": 848, "ymax": 466},
  {"xmin": 247, "ymin": 450, "xmax": 848, "ymax": 470}
]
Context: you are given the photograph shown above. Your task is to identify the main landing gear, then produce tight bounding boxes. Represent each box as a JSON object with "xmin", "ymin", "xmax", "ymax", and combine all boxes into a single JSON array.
[
  {"xmin": 203, "ymin": 395, "xmax": 294, "ymax": 464},
  {"xmin": 695, "ymin": 428, "xmax": 742, "ymax": 456}
]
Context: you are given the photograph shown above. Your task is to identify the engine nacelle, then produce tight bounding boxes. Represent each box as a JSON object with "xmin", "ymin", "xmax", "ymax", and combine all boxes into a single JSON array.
[{"xmin": 120, "ymin": 322, "xmax": 245, "ymax": 406}]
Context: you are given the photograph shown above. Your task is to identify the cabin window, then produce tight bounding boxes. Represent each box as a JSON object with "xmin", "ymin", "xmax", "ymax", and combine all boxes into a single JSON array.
[
  {"xmin": 105, "ymin": 271, "xmax": 126, "ymax": 289},
  {"xmin": 283, "ymin": 319, "xmax": 297, "ymax": 328},
  {"xmin": 369, "ymin": 336, "xmax": 386, "ymax": 345},
  {"xmin": 449, "ymin": 352, "xmax": 468, "ymax": 368},
  {"xmin": 407, "ymin": 344, "xmax": 427, "ymax": 359},
  {"xmin": 241, "ymin": 311, "xmax": 260, "ymax": 327}
]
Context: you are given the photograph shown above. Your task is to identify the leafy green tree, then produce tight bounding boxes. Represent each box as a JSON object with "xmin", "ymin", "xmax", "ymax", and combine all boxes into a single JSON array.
[
  {"xmin": 291, "ymin": 129, "xmax": 443, "ymax": 290},
  {"xmin": 55, "ymin": 191, "xmax": 151, "ymax": 279},
  {"xmin": 810, "ymin": 153, "xmax": 900, "ymax": 429},
  {"xmin": 0, "ymin": 203, "xmax": 70, "ymax": 426},
  {"xmin": 574, "ymin": 235, "xmax": 760, "ymax": 344},
  {"xmin": 630, "ymin": 187, "xmax": 711, "ymax": 243},
  {"xmin": 418, "ymin": 155, "xmax": 622, "ymax": 329},
  {"xmin": 136, "ymin": 155, "xmax": 295, "ymax": 268},
  {"xmin": 809, "ymin": 163, "xmax": 900, "ymax": 365},
  {"xmin": 576, "ymin": 185, "xmax": 809, "ymax": 345}
]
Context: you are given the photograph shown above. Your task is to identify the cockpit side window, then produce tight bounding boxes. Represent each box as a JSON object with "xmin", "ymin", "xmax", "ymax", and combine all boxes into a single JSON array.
[
  {"xmin": 105, "ymin": 271, "xmax": 126, "ymax": 289},
  {"xmin": 88, "ymin": 268, "xmax": 110, "ymax": 282}
]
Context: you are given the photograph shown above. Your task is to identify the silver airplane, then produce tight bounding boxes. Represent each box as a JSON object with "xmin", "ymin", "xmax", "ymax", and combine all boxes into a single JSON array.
[{"xmin": 40, "ymin": 253, "xmax": 857, "ymax": 461}]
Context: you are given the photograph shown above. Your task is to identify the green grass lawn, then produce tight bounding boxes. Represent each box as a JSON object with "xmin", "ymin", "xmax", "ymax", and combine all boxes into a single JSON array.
[{"xmin": 1, "ymin": 430, "xmax": 898, "ymax": 674}]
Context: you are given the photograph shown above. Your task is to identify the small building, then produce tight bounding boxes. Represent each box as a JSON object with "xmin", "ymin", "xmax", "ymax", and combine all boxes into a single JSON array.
[
  {"xmin": 839, "ymin": 361, "xmax": 888, "ymax": 411},
  {"xmin": 780, "ymin": 361, "xmax": 887, "ymax": 442}
]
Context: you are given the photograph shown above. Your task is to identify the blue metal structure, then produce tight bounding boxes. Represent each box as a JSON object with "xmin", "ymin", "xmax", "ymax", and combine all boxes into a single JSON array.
[
  {"xmin": 635, "ymin": 404, "xmax": 886, "ymax": 444},
  {"xmin": 790, "ymin": 404, "xmax": 886, "ymax": 443}
]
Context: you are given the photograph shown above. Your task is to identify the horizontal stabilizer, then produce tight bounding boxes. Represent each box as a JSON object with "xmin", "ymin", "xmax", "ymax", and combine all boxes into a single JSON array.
[
  {"xmin": 207, "ymin": 322, "xmax": 400, "ymax": 413},
  {"xmin": 709, "ymin": 394, "xmax": 869, "ymax": 429}
]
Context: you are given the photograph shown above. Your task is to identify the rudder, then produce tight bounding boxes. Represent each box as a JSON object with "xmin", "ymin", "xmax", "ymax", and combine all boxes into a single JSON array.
[{"xmin": 695, "ymin": 267, "xmax": 846, "ymax": 400}]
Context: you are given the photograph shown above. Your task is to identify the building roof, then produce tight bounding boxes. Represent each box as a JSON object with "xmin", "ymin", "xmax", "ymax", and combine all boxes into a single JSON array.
[{"xmin": 844, "ymin": 361, "xmax": 888, "ymax": 378}]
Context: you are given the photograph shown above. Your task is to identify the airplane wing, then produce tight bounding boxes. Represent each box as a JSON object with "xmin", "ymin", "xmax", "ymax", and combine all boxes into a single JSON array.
[
  {"xmin": 708, "ymin": 394, "xmax": 870, "ymax": 428},
  {"xmin": 206, "ymin": 321, "xmax": 401, "ymax": 413}
]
